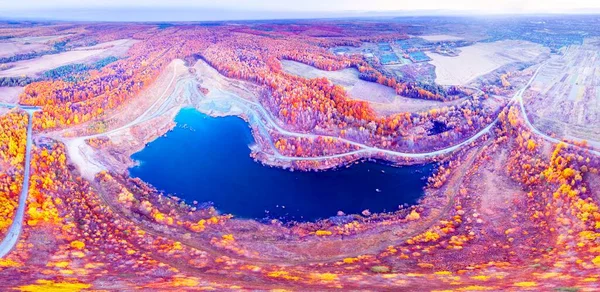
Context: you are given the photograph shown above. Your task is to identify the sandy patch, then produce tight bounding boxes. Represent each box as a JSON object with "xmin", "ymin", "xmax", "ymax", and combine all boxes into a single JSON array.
[
  {"xmin": 419, "ymin": 35, "xmax": 464, "ymax": 42},
  {"xmin": 427, "ymin": 40, "xmax": 549, "ymax": 85},
  {"xmin": 0, "ymin": 39, "xmax": 136, "ymax": 78},
  {"xmin": 64, "ymin": 138, "xmax": 106, "ymax": 180},
  {"xmin": 194, "ymin": 59, "xmax": 263, "ymax": 102},
  {"xmin": 96, "ymin": 58, "xmax": 186, "ymax": 133},
  {"xmin": 0, "ymin": 87, "xmax": 24, "ymax": 103}
]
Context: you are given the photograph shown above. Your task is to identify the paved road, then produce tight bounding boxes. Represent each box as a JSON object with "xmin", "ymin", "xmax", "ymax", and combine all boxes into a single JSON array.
[{"xmin": 0, "ymin": 106, "xmax": 38, "ymax": 258}]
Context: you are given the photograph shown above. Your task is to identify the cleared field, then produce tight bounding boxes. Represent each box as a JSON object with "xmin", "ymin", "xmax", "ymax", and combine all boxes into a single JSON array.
[
  {"xmin": 0, "ymin": 39, "xmax": 136, "ymax": 78},
  {"xmin": 419, "ymin": 34, "xmax": 464, "ymax": 42},
  {"xmin": 427, "ymin": 40, "xmax": 549, "ymax": 85},
  {"xmin": 526, "ymin": 38, "xmax": 600, "ymax": 145},
  {"xmin": 369, "ymin": 95, "xmax": 466, "ymax": 115},
  {"xmin": 348, "ymin": 80, "xmax": 396, "ymax": 103},
  {"xmin": 0, "ymin": 87, "xmax": 24, "ymax": 103},
  {"xmin": 72, "ymin": 39, "xmax": 138, "ymax": 56},
  {"xmin": 0, "ymin": 35, "xmax": 67, "ymax": 58},
  {"xmin": 281, "ymin": 60, "xmax": 460, "ymax": 114},
  {"xmin": 280, "ymin": 60, "xmax": 359, "ymax": 89}
]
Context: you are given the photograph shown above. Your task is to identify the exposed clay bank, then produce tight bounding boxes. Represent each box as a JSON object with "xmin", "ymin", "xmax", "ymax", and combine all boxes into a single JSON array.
[{"xmin": 129, "ymin": 108, "xmax": 436, "ymax": 221}]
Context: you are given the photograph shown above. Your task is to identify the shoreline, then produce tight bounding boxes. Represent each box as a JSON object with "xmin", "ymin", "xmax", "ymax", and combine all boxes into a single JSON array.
[{"xmin": 48, "ymin": 59, "xmax": 486, "ymax": 225}]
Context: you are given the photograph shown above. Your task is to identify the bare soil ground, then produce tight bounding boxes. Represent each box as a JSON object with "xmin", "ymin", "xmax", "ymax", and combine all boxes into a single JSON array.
[
  {"xmin": 194, "ymin": 59, "xmax": 263, "ymax": 102},
  {"xmin": 427, "ymin": 40, "xmax": 549, "ymax": 85},
  {"xmin": 0, "ymin": 39, "xmax": 136, "ymax": 78},
  {"xmin": 0, "ymin": 86, "xmax": 24, "ymax": 103},
  {"xmin": 526, "ymin": 38, "xmax": 600, "ymax": 146},
  {"xmin": 476, "ymin": 148, "xmax": 522, "ymax": 215},
  {"xmin": 281, "ymin": 60, "xmax": 461, "ymax": 114}
]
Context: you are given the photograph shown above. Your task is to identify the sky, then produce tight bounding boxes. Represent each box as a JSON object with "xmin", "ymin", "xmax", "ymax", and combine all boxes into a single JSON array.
[{"xmin": 3, "ymin": 0, "xmax": 600, "ymax": 21}]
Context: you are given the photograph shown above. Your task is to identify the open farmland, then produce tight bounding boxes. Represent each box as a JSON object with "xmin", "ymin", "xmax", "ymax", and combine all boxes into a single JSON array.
[
  {"xmin": 0, "ymin": 35, "xmax": 67, "ymax": 58},
  {"xmin": 0, "ymin": 39, "xmax": 136, "ymax": 77},
  {"xmin": 526, "ymin": 38, "xmax": 600, "ymax": 146},
  {"xmin": 427, "ymin": 40, "xmax": 549, "ymax": 85}
]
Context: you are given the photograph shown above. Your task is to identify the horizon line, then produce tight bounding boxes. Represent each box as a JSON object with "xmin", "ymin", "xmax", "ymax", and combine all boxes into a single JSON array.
[{"xmin": 2, "ymin": 8, "xmax": 600, "ymax": 23}]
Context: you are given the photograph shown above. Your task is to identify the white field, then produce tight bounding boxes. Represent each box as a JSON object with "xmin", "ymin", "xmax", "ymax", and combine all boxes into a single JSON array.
[
  {"xmin": 0, "ymin": 87, "xmax": 24, "ymax": 104},
  {"xmin": 419, "ymin": 34, "xmax": 464, "ymax": 42},
  {"xmin": 281, "ymin": 60, "xmax": 463, "ymax": 114},
  {"xmin": 72, "ymin": 39, "xmax": 138, "ymax": 56},
  {"xmin": 0, "ymin": 39, "xmax": 136, "ymax": 78},
  {"xmin": 0, "ymin": 41, "xmax": 49, "ymax": 58},
  {"xmin": 427, "ymin": 40, "xmax": 549, "ymax": 85}
]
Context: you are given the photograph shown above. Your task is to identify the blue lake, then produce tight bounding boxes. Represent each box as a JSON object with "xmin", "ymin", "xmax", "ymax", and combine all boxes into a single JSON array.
[{"xmin": 129, "ymin": 108, "xmax": 435, "ymax": 222}]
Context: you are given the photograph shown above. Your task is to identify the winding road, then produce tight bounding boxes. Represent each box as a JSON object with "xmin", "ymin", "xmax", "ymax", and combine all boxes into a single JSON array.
[
  {"xmin": 191, "ymin": 64, "xmax": 543, "ymax": 162},
  {"xmin": 207, "ymin": 62, "xmax": 599, "ymax": 161},
  {"xmin": 60, "ymin": 60, "xmax": 554, "ymax": 165},
  {"xmin": 0, "ymin": 105, "xmax": 39, "ymax": 258}
]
